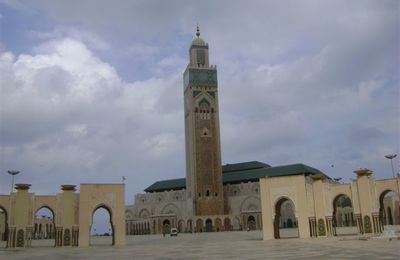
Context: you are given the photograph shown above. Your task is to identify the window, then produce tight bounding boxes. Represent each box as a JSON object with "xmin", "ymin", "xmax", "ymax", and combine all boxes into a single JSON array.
[
  {"xmin": 196, "ymin": 49, "xmax": 205, "ymax": 66},
  {"xmin": 201, "ymin": 128, "xmax": 211, "ymax": 137},
  {"xmin": 198, "ymin": 99, "xmax": 210, "ymax": 120}
]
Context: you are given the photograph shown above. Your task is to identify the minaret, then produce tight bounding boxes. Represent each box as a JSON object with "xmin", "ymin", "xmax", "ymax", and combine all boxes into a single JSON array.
[{"xmin": 183, "ymin": 27, "xmax": 224, "ymax": 216}]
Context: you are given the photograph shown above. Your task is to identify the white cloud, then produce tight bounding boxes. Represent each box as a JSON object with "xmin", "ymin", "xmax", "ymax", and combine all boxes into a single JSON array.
[
  {"xmin": 0, "ymin": 0, "xmax": 398, "ymax": 200},
  {"xmin": 0, "ymin": 38, "xmax": 184, "ymax": 199},
  {"xmin": 28, "ymin": 28, "xmax": 110, "ymax": 51}
]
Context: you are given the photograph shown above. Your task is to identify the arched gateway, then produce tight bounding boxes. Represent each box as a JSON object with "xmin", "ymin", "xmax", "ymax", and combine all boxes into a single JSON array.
[
  {"xmin": 0, "ymin": 183, "xmax": 125, "ymax": 248},
  {"xmin": 260, "ymin": 169, "xmax": 400, "ymax": 240}
]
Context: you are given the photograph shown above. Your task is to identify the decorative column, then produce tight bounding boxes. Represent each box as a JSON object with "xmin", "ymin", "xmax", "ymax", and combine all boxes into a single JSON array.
[
  {"xmin": 7, "ymin": 226, "xmax": 16, "ymax": 248},
  {"xmin": 60, "ymin": 185, "xmax": 77, "ymax": 247},
  {"xmin": 355, "ymin": 213, "xmax": 363, "ymax": 234},
  {"xmin": 25, "ymin": 226, "xmax": 33, "ymax": 247},
  {"xmin": 353, "ymin": 169, "xmax": 375, "ymax": 235},
  {"xmin": 72, "ymin": 225, "xmax": 79, "ymax": 247},
  {"xmin": 55, "ymin": 226, "xmax": 63, "ymax": 247},
  {"xmin": 13, "ymin": 184, "xmax": 31, "ymax": 248},
  {"xmin": 308, "ymin": 217, "xmax": 317, "ymax": 237},
  {"xmin": 372, "ymin": 212, "xmax": 382, "ymax": 233},
  {"xmin": 325, "ymin": 216, "xmax": 334, "ymax": 236}
]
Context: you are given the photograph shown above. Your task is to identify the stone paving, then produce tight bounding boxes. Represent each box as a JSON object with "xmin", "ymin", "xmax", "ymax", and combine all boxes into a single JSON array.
[{"xmin": 0, "ymin": 231, "xmax": 399, "ymax": 259}]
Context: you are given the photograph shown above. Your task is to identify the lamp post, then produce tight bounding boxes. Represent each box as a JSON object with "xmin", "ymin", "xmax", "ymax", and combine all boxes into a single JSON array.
[
  {"xmin": 7, "ymin": 170, "xmax": 20, "ymax": 193},
  {"xmin": 384, "ymin": 154, "xmax": 397, "ymax": 178}
]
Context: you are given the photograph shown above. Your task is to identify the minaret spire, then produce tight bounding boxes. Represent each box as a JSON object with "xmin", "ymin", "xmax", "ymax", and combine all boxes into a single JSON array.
[{"xmin": 196, "ymin": 24, "xmax": 200, "ymax": 37}]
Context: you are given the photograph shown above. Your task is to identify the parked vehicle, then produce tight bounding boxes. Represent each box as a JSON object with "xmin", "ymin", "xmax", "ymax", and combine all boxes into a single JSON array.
[{"xmin": 170, "ymin": 228, "xmax": 178, "ymax": 237}]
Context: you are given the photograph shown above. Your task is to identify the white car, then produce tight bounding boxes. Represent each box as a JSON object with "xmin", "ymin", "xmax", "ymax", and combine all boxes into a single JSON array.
[{"xmin": 170, "ymin": 228, "xmax": 178, "ymax": 236}]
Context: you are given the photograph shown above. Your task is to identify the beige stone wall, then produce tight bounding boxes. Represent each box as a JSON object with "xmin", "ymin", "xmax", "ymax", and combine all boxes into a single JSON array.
[
  {"xmin": 127, "ymin": 172, "xmax": 400, "ymax": 238},
  {"xmin": 0, "ymin": 195, "xmax": 10, "ymax": 241},
  {"xmin": 78, "ymin": 184, "xmax": 125, "ymax": 247},
  {"xmin": 1, "ymin": 183, "xmax": 125, "ymax": 248},
  {"xmin": 126, "ymin": 182, "xmax": 266, "ymax": 234},
  {"xmin": 224, "ymin": 182, "xmax": 261, "ymax": 216},
  {"xmin": 127, "ymin": 189, "xmax": 187, "ymax": 219},
  {"xmin": 0, "ymin": 209, "xmax": 6, "ymax": 240},
  {"xmin": 260, "ymin": 171, "xmax": 400, "ymax": 240}
]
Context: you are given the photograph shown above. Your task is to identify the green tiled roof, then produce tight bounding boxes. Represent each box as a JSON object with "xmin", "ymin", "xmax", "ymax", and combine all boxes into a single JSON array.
[
  {"xmin": 144, "ymin": 161, "xmax": 329, "ymax": 192},
  {"xmin": 144, "ymin": 178, "xmax": 186, "ymax": 192},
  {"xmin": 222, "ymin": 161, "xmax": 270, "ymax": 173},
  {"xmin": 223, "ymin": 163, "xmax": 328, "ymax": 184}
]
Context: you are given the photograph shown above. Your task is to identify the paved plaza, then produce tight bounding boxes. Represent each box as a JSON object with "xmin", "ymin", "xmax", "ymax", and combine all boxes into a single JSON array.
[{"xmin": 0, "ymin": 231, "xmax": 399, "ymax": 259}]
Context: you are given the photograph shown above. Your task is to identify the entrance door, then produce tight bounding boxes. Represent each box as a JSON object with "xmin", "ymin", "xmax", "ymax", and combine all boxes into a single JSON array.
[
  {"xmin": 163, "ymin": 219, "xmax": 170, "ymax": 234},
  {"xmin": 205, "ymin": 219, "xmax": 213, "ymax": 232},
  {"xmin": 247, "ymin": 216, "xmax": 256, "ymax": 230}
]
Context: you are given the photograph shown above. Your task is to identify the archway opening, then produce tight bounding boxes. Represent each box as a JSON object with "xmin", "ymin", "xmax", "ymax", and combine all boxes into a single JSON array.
[
  {"xmin": 205, "ymin": 219, "xmax": 213, "ymax": 232},
  {"xmin": 215, "ymin": 218, "xmax": 222, "ymax": 232},
  {"xmin": 163, "ymin": 219, "xmax": 171, "ymax": 234},
  {"xmin": 274, "ymin": 198, "xmax": 299, "ymax": 239},
  {"xmin": 90, "ymin": 206, "xmax": 114, "ymax": 246},
  {"xmin": 186, "ymin": 219, "xmax": 193, "ymax": 233},
  {"xmin": 196, "ymin": 219, "xmax": 203, "ymax": 232},
  {"xmin": 0, "ymin": 207, "xmax": 8, "ymax": 248},
  {"xmin": 379, "ymin": 190, "xmax": 400, "ymax": 227},
  {"xmin": 32, "ymin": 207, "xmax": 55, "ymax": 247},
  {"xmin": 224, "ymin": 218, "xmax": 231, "ymax": 231},
  {"xmin": 178, "ymin": 219, "xmax": 184, "ymax": 233},
  {"xmin": 332, "ymin": 194, "xmax": 357, "ymax": 236},
  {"xmin": 247, "ymin": 215, "xmax": 256, "ymax": 231},
  {"xmin": 232, "ymin": 217, "xmax": 241, "ymax": 231}
]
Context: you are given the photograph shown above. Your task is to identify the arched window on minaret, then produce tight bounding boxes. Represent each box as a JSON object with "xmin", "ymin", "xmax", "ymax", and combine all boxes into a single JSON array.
[
  {"xmin": 201, "ymin": 127, "xmax": 211, "ymax": 137},
  {"xmin": 197, "ymin": 49, "xmax": 205, "ymax": 67},
  {"xmin": 199, "ymin": 98, "xmax": 210, "ymax": 120}
]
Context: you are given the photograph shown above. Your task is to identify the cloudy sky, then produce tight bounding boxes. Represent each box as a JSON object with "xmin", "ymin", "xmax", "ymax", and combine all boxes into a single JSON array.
[{"xmin": 1, "ymin": 0, "xmax": 399, "ymax": 204}]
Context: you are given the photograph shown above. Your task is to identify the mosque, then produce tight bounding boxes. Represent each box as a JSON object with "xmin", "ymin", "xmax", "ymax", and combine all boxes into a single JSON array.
[
  {"xmin": 0, "ymin": 28, "xmax": 398, "ymax": 249},
  {"xmin": 124, "ymin": 28, "xmax": 400, "ymax": 237}
]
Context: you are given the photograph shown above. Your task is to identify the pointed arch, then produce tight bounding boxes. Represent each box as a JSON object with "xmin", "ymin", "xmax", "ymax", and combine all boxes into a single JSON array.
[
  {"xmin": 274, "ymin": 197, "xmax": 299, "ymax": 239},
  {"xmin": 161, "ymin": 203, "xmax": 180, "ymax": 215},
  {"xmin": 90, "ymin": 204, "xmax": 115, "ymax": 246},
  {"xmin": 0, "ymin": 206, "xmax": 8, "ymax": 245},
  {"xmin": 240, "ymin": 196, "xmax": 261, "ymax": 212}
]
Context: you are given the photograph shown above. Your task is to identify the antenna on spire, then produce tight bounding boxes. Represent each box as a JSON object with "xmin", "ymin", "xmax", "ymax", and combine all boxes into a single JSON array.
[{"xmin": 196, "ymin": 24, "xmax": 200, "ymax": 37}]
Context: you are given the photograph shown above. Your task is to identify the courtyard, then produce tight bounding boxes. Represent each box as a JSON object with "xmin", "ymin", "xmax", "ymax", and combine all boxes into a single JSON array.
[{"xmin": 0, "ymin": 231, "xmax": 399, "ymax": 259}]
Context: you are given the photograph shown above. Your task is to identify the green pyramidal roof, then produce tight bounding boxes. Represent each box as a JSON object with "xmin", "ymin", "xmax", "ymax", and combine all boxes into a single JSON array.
[
  {"xmin": 144, "ymin": 161, "xmax": 329, "ymax": 192},
  {"xmin": 222, "ymin": 161, "xmax": 270, "ymax": 173},
  {"xmin": 144, "ymin": 178, "xmax": 186, "ymax": 193}
]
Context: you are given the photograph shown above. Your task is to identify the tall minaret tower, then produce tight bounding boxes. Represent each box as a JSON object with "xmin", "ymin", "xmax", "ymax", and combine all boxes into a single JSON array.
[{"xmin": 183, "ymin": 27, "xmax": 224, "ymax": 216}]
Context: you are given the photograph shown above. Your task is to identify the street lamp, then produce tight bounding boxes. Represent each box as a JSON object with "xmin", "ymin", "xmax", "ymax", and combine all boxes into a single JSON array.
[
  {"xmin": 7, "ymin": 170, "xmax": 20, "ymax": 193},
  {"xmin": 384, "ymin": 154, "xmax": 397, "ymax": 178}
]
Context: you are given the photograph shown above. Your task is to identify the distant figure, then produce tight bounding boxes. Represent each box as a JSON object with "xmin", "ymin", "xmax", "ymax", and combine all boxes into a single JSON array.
[
  {"xmin": 162, "ymin": 231, "xmax": 165, "ymax": 237},
  {"xmin": 247, "ymin": 227, "xmax": 250, "ymax": 232}
]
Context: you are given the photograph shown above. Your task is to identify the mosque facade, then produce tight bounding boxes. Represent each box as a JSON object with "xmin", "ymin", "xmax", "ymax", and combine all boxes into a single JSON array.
[{"xmin": 124, "ymin": 29, "xmax": 400, "ymax": 237}]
